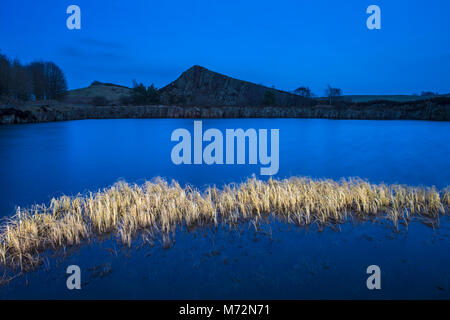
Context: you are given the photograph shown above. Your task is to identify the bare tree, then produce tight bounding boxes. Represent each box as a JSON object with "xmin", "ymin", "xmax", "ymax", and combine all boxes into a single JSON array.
[
  {"xmin": 44, "ymin": 62, "xmax": 68, "ymax": 100},
  {"xmin": 325, "ymin": 84, "xmax": 342, "ymax": 105},
  {"xmin": 0, "ymin": 51, "xmax": 68, "ymax": 101},
  {"xmin": 26, "ymin": 61, "xmax": 68, "ymax": 100},
  {"xmin": 294, "ymin": 86, "xmax": 312, "ymax": 98},
  {"xmin": 0, "ymin": 52, "xmax": 11, "ymax": 97},
  {"xmin": 27, "ymin": 61, "xmax": 46, "ymax": 100},
  {"xmin": 10, "ymin": 59, "xmax": 32, "ymax": 100}
]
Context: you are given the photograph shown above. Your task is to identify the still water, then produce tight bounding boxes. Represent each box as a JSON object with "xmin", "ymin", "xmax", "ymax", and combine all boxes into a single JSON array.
[
  {"xmin": 0, "ymin": 119, "xmax": 449, "ymax": 299},
  {"xmin": 1, "ymin": 119, "xmax": 449, "ymax": 215}
]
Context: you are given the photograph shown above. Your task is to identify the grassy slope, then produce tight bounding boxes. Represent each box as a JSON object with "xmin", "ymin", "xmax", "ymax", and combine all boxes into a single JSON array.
[
  {"xmin": 66, "ymin": 83, "xmax": 132, "ymax": 105},
  {"xmin": 342, "ymin": 94, "xmax": 450, "ymax": 103}
]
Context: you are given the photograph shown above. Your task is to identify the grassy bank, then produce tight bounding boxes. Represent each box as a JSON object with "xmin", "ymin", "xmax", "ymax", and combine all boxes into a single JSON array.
[{"xmin": 1, "ymin": 177, "xmax": 449, "ymax": 272}]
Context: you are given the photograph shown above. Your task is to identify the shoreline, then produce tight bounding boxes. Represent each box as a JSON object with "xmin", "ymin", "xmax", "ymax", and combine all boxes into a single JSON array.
[{"xmin": 1, "ymin": 101, "xmax": 449, "ymax": 124}]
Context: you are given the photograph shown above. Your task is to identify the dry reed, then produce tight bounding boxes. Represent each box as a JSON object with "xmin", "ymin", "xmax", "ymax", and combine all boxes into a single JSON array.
[{"xmin": 0, "ymin": 176, "xmax": 448, "ymax": 271}]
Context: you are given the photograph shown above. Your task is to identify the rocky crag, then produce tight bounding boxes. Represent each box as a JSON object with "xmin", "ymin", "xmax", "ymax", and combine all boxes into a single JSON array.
[{"xmin": 159, "ymin": 65, "xmax": 314, "ymax": 107}]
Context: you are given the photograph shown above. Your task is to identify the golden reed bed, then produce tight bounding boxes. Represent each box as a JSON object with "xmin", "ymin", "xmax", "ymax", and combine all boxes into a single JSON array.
[{"xmin": 0, "ymin": 177, "xmax": 449, "ymax": 271}]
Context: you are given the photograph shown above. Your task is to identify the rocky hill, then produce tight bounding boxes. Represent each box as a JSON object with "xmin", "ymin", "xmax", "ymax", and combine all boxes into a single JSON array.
[{"xmin": 159, "ymin": 65, "xmax": 314, "ymax": 107}]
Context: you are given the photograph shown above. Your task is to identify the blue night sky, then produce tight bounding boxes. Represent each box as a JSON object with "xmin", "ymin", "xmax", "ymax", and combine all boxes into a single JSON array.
[{"xmin": 1, "ymin": 0, "xmax": 449, "ymax": 95}]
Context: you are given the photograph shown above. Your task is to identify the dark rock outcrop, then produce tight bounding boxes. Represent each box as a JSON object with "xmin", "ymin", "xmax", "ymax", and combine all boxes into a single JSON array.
[
  {"xmin": 159, "ymin": 65, "xmax": 314, "ymax": 107},
  {"xmin": 0, "ymin": 108, "xmax": 36, "ymax": 124}
]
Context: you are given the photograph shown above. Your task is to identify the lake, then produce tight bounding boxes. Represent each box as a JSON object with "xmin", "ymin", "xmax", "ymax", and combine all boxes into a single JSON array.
[{"xmin": 0, "ymin": 119, "xmax": 449, "ymax": 299}]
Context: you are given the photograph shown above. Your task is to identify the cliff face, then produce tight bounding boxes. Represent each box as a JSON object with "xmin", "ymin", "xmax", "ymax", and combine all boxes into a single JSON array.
[
  {"xmin": 1, "ymin": 100, "xmax": 449, "ymax": 124},
  {"xmin": 159, "ymin": 65, "xmax": 314, "ymax": 107}
]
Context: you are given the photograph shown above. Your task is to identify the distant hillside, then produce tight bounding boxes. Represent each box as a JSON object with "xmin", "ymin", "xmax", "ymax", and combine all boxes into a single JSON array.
[
  {"xmin": 65, "ymin": 81, "xmax": 132, "ymax": 105},
  {"xmin": 63, "ymin": 67, "xmax": 449, "ymax": 108},
  {"xmin": 341, "ymin": 94, "xmax": 450, "ymax": 103},
  {"xmin": 4, "ymin": 65, "xmax": 445, "ymax": 123},
  {"xmin": 159, "ymin": 65, "xmax": 314, "ymax": 107}
]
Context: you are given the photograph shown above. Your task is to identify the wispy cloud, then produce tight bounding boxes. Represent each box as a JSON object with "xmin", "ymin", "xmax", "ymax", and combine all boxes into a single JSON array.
[
  {"xmin": 78, "ymin": 37, "xmax": 125, "ymax": 50},
  {"xmin": 59, "ymin": 46, "xmax": 126, "ymax": 60}
]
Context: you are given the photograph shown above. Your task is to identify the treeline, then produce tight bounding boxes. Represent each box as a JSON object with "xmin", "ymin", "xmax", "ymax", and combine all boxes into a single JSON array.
[
  {"xmin": 117, "ymin": 80, "xmax": 160, "ymax": 106},
  {"xmin": 0, "ymin": 50, "xmax": 68, "ymax": 101}
]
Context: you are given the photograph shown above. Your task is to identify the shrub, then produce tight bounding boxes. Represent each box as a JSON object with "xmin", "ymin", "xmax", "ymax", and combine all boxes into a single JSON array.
[
  {"xmin": 294, "ymin": 86, "xmax": 312, "ymax": 98},
  {"xmin": 131, "ymin": 80, "xmax": 160, "ymax": 105}
]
